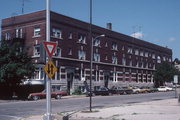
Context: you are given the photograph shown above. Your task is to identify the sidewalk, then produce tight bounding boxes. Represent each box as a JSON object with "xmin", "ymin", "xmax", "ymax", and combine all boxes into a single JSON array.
[{"xmin": 19, "ymin": 98, "xmax": 180, "ymax": 120}]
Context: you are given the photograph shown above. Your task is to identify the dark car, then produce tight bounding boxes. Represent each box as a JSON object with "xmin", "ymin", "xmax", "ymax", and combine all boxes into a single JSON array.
[
  {"xmin": 28, "ymin": 89, "xmax": 67, "ymax": 100},
  {"xmin": 87, "ymin": 87, "xmax": 112, "ymax": 96},
  {"xmin": 110, "ymin": 87, "xmax": 133, "ymax": 95}
]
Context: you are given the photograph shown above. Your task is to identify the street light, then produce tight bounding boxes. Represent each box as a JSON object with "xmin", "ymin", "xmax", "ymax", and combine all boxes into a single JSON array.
[{"xmin": 90, "ymin": 34, "xmax": 105, "ymax": 111}]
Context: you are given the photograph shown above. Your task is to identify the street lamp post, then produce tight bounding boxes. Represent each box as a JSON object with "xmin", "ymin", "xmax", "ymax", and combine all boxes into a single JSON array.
[{"xmin": 89, "ymin": 34, "xmax": 105, "ymax": 112}]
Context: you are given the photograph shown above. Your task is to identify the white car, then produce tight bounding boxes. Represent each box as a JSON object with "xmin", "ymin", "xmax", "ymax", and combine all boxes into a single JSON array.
[{"xmin": 157, "ymin": 86, "xmax": 173, "ymax": 92}]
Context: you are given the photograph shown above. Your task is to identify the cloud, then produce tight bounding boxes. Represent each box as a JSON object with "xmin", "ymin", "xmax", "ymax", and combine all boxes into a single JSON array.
[
  {"xmin": 130, "ymin": 32, "xmax": 143, "ymax": 39},
  {"xmin": 168, "ymin": 37, "xmax": 176, "ymax": 42}
]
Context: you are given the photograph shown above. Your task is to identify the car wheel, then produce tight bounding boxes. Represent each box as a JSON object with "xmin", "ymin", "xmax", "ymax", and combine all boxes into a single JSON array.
[
  {"xmin": 108, "ymin": 93, "xmax": 112, "ymax": 96},
  {"xmin": 56, "ymin": 95, "xmax": 62, "ymax": 99},
  {"xmin": 32, "ymin": 96, "xmax": 39, "ymax": 101}
]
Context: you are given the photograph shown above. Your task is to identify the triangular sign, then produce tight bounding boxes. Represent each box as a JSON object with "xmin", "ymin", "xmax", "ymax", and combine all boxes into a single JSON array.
[{"xmin": 43, "ymin": 41, "xmax": 57, "ymax": 57}]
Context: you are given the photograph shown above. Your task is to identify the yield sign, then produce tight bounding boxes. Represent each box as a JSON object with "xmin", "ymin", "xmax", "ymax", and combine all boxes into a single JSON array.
[{"xmin": 43, "ymin": 41, "xmax": 57, "ymax": 57}]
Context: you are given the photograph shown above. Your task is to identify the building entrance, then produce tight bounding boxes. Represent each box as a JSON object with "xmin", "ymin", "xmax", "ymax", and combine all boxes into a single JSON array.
[{"xmin": 66, "ymin": 68, "xmax": 75, "ymax": 95}]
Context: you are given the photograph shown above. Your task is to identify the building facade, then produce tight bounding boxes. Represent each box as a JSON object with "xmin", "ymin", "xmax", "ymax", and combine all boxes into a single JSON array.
[{"xmin": 1, "ymin": 10, "xmax": 172, "ymax": 93}]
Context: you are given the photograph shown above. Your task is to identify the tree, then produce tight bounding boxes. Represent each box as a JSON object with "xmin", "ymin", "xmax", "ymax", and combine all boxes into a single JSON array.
[
  {"xmin": 154, "ymin": 61, "xmax": 180, "ymax": 87},
  {"xmin": 0, "ymin": 40, "xmax": 35, "ymax": 88}
]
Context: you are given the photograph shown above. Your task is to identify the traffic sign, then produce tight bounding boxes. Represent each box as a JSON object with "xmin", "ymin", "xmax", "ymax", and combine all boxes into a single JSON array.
[
  {"xmin": 43, "ymin": 41, "xmax": 57, "ymax": 57},
  {"xmin": 44, "ymin": 60, "xmax": 57, "ymax": 78}
]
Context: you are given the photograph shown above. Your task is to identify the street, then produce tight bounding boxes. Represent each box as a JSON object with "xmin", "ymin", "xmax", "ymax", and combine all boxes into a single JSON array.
[{"xmin": 0, "ymin": 91, "xmax": 175, "ymax": 120}]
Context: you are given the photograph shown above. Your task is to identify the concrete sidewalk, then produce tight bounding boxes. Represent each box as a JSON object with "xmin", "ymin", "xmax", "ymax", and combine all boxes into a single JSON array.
[{"xmin": 19, "ymin": 98, "xmax": 180, "ymax": 120}]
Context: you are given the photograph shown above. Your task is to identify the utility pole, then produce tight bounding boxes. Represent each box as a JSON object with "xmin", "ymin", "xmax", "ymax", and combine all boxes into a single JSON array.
[{"xmin": 44, "ymin": 0, "xmax": 52, "ymax": 120}]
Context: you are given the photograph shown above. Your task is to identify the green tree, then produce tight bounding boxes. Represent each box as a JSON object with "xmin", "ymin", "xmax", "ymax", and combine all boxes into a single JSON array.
[
  {"xmin": 0, "ymin": 40, "xmax": 35, "ymax": 87},
  {"xmin": 154, "ymin": 61, "xmax": 180, "ymax": 87}
]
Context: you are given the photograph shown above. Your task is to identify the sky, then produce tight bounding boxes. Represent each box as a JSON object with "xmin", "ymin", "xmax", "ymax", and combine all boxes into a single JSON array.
[{"xmin": 0, "ymin": 0, "xmax": 180, "ymax": 59}]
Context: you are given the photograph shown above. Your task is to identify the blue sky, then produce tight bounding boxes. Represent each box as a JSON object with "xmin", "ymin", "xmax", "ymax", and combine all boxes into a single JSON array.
[{"xmin": 0, "ymin": 0, "xmax": 180, "ymax": 59}]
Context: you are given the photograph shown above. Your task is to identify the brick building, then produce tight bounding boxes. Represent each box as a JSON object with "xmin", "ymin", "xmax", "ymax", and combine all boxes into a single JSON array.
[{"xmin": 1, "ymin": 10, "xmax": 172, "ymax": 93}]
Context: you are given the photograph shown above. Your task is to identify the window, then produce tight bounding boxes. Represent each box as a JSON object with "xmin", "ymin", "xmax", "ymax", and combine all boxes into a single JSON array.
[
  {"xmin": 52, "ymin": 28, "xmax": 62, "ymax": 39},
  {"xmin": 127, "ymin": 47, "xmax": 133, "ymax": 54},
  {"xmin": 145, "ymin": 52, "xmax": 148, "ymax": 57},
  {"xmin": 68, "ymin": 32, "xmax": 73, "ymax": 39},
  {"xmin": 135, "ymin": 49, "xmax": 139, "ymax": 55},
  {"xmin": 15, "ymin": 28, "xmax": 23, "ymax": 38},
  {"xmin": 53, "ymin": 47, "xmax": 61, "ymax": 57},
  {"xmin": 5, "ymin": 32, "xmax": 11, "ymax": 40},
  {"xmin": 112, "ymin": 42, "xmax": 117, "ymax": 50},
  {"xmin": 112, "ymin": 56, "xmax": 117, "ymax": 64},
  {"xmin": 78, "ymin": 50, "xmax": 86, "ymax": 60},
  {"xmin": 163, "ymin": 56, "xmax": 166, "ymax": 61},
  {"xmin": 122, "ymin": 57, "xmax": 126, "ymax": 65},
  {"xmin": 157, "ymin": 56, "xmax": 161, "ymax": 63},
  {"xmin": 169, "ymin": 58, "xmax": 172, "ymax": 62},
  {"xmin": 68, "ymin": 48, "xmax": 72, "ymax": 55},
  {"xmin": 34, "ymin": 45, "xmax": 40, "ymax": 56},
  {"xmin": 93, "ymin": 53, "xmax": 100, "ymax": 62},
  {"xmin": 152, "ymin": 53, "xmax": 155, "ymax": 59},
  {"xmin": 78, "ymin": 34, "xmax": 86, "ymax": 44},
  {"xmin": 129, "ymin": 60, "xmax": 132, "ymax": 66},
  {"xmin": 34, "ymin": 27, "xmax": 40, "ymax": 37},
  {"xmin": 105, "ymin": 42, "xmax": 108, "ymax": 47},
  {"xmin": 93, "ymin": 38, "xmax": 100, "ymax": 47},
  {"xmin": 140, "ymin": 50, "xmax": 144, "ymax": 56}
]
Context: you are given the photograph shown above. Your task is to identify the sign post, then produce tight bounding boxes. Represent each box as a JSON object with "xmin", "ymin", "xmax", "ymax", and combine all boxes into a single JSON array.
[
  {"xmin": 43, "ymin": 1, "xmax": 57, "ymax": 120},
  {"xmin": 174, "ymin": 75, "xmax": 178, "ymax": 98}
]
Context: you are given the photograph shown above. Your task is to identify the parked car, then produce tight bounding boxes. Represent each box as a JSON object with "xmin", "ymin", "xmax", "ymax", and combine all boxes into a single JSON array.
[
  {"xmin": 28, "ymin": 89, "xmax": 67, "ymax": 100},
  {"xmin": 131, "ymin": 87, "xmax": 141, "ymax": 94},
  {"xmin": 147, "ymin": 87, "xmax": 158, "ymax": 93},
  {"xmin": 139, "ymin": 86, "xmax": 150, "ymax": 93},
  {"xmin": 87, "ymin": 87, "xmax": 112, "ymax": 96},
  {"xmin": 157, "ymin": 86, "xmax": 173, "ymax": 92},
  {"xmin": 109, "ymin": 87, "xmax": 133, "ymax": 95}
]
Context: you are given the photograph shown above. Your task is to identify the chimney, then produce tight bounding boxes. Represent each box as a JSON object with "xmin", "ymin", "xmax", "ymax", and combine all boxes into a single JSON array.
[{"xmin": 106, "ymin": 23, "xmax": 112, "ymax": 30}]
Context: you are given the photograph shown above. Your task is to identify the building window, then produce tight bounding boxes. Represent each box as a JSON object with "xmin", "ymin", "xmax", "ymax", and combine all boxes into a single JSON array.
[
  {"xmin": 140, "ymin": 50, "xmax": 144, "ymax": 56},
  {"xmin": 93, "ymin": 38, "xmax": 100, "ymax": 47},
  {"xmin": 5, "ymin": 32, "xmax": 11, "ymax": 40},
  {"xmin": 135, "ymin": 49, "xmax": 139, "ymax": 55},
  {"xmin": 169, "ymin": 58, "xmax": 172, "ymax": 62},
  {"xmin": 78, "ymin": 33, "xmax": 86, "ymax": 44},
  {"xmin": 105, "ymin": 41, "xmax": 108, "ymax": 47},
  {"xmin": 152, "ymin": 53, "xmax": 156, "ymax": 59},
  {"xmin": 68, "ymin": 48, "xmax": 72, "ymax": 55},
  {"xmin": 33, "ymin": 45, "xmax": 40, "ymax": 56},
  {"xmin": 157, "ymin": 56, "xmax": 161, "ymax": 63},
  {"xmin": 145, "ymin": 51, "xmax": 148, "ymax": 57},
  {"xmin": 52, "ymin": 28, "xmax": 62, "ymax": 39},
  {"xmin": 78, "ymin": 50, "xmax": 86, "ymax": 60},
  {"xmin": 53, "ymin": 47, "xmax": 61, "ymax": 57},
  {"xmin": 15, "ymin": 28, "xmax": 23, "ymax": 38},
  {"xmin": 129, "ymin": 60, "xmax": 132, "ymax": 66},
  {"xmin": 34, "ymin": 27, "xmax": 40, "ymax": 37},
  {"xmin": 112, "ymin": 42, "xmax": 118, "ymax": 50},
  {"xmin": 68, "ymin": 32, "xmax": 73, "ymax": 39},
  {"xmin": 112, "ymin": 56, "xmax": 117, "ymax": 64},
  {"xmin": 105, "ymin": 55, "xmax": 108, "ymax": 60},
  {"xmin": 127, "ymin": 47, "xmax": 133, "ymax": 54},
  {"xmin": 163, "ymin": 56, "xmax": 166, "ymax": 61},
  {"xmin": 122, "ymin": 57, "xmax": 126, "ymax": 65},
  {"xmin": 93, "ymin": 53, "xmax": 100, "ymax": 62}
]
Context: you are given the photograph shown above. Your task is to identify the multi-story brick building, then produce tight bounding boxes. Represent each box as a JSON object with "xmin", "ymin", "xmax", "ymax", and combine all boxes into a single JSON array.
[{"xmin": 1, "ymin": 10, "xmax": 172, "ymax": 93}]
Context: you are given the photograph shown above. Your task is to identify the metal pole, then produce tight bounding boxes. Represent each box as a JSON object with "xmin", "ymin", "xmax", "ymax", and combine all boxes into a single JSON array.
[
  {"xmin": 175, "ymin": 83, "xmax": 177, "ymax": 98},
  {"xmin": 89, "ymin": 0, "xmax": 92, "ymax": 112},
  {"xmin": 44, "ymin": 0, "xmax": 51, "ymax": 120}
]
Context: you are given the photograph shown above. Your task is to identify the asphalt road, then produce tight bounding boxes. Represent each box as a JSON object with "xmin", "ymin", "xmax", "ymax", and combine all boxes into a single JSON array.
[{"xmin": 0, "ymin": 91, "xmax": 175, "ymax": 120}]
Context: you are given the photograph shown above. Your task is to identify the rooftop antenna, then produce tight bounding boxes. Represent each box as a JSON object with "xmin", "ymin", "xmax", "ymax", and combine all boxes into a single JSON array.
[{"xmin": 21, "ymin": 0, "xmax": 30, "ymax": 14}]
